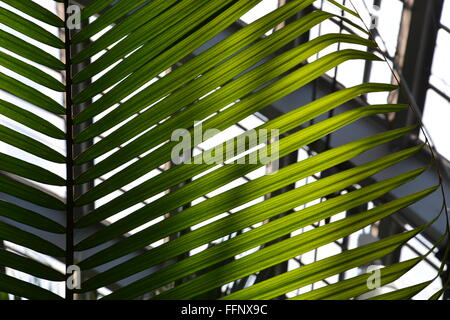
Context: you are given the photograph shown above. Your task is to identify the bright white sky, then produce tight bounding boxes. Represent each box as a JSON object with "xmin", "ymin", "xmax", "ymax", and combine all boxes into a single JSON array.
[
  {"xmin": 240, "ymin": 0, "xmax": 449, "ymax": 299},
  {"xmin": 0, "ymin": 0, "xmax": 448, "ymax": 300},
  {"xmin": 241, "ymin": 0, "xmax": 450, "ymax": 160}
]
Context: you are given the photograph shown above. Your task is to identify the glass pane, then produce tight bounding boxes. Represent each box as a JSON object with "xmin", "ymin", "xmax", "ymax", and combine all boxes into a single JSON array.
[
  {"xmin": 430, "ymin": 29, "xmax": 450, "ymax": 97},
  {"xmin": 377, "ymin": 0, "xmax": 403, "ymax": 57},
  {"xmin": 240, "ymin": 0, "xmax": 279, "ymax": 24}
]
